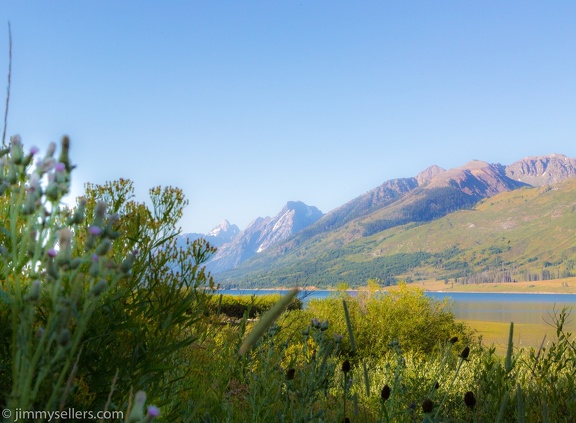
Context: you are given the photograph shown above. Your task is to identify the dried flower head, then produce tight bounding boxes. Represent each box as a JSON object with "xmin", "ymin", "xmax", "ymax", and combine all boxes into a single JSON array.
[
  {"xmin": 341, "ymin": 360, "xmax": 351, "ymax": 373},
  {"xmin": 381, "ymin": 384, "xmax": 391, "ymax": 401},
  {"xmin": 422, "ymin": 398, "xmax": 434, "ymax": 414},
  {"xmin": 286, "ymin": 368, "xmax": 296, "ymax": 380},
  {"xmin": 460, "ymin": 346, "xmax": 470, "ymax": 360},
  {"xmin": 449, "ymin": 336, "xmax": 459, "ymax": 344},
  {"xmin": 464, "ymin": 391, "xmax": 476, "ymax": 410}
]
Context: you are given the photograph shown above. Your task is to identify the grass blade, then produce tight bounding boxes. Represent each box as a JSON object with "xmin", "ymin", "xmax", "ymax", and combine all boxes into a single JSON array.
[
  {"xmin": 505, "ymin": 322, "xmax": 514, "ymax": 373},
  {"xmin": 343, "ymin": 300, "xmax": 357, "ymax": 352},
  {"xmin": 496, "ymin": 390, "xmax": 509, "ymax": 423},
  {"xmin": 238, "ymin": 288, "xmax": 299, "ymax": 355}
]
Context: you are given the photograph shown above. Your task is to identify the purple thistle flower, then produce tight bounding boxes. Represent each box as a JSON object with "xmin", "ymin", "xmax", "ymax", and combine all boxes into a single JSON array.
[
  {"xmin": 55, "ymin": 162, "xmax": 66, "ymax": 172},
  {"xmin": 92, "ymin": 254, "xmax": 99, "ymax": 262},
  {"xmin": 47, "ymin": 249, "xmax": 57, "ymax": 258},
  {"xmin": 30, "ymin": 146, "xmax": 39, "ymax": 156},
  {"xmin": 147, "ymin": 406, "xmax": 160, "ymax": 417},
  {"xmin": 89, "ymin": 226, "xmax": 102, "ymax": 236}
]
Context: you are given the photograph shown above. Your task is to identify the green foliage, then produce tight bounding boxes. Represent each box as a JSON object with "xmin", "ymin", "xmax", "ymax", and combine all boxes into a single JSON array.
[
  {"xmin": 209, "ymin": 293, "xmax": 302, "ymax": 319},
  {"xmin": 2, "ymin": 135, "xmax": 576, "ymax": 422},
  {"xmin": 71, "ymin": 178, "xmax": 217, "ymax": 419},
  {"xmin": 0, "ymin": 136, "xmax": 215, "ymax": 421},
  {"xmin": 219, "ymin": 180, "xmax": 576, "ymax": 288},
  {"xmin": 362, "ymin": 186, "xmax": 478, "ymax": 237},
  {"xmin": 306, "ymin": 283, "xmax": 472, "ymax": 358}
]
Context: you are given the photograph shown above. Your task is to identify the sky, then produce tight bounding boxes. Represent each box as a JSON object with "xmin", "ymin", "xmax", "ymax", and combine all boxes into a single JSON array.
[{"xmin": 1, "ymin": 1, "xmax": 575, "ymax": 234}]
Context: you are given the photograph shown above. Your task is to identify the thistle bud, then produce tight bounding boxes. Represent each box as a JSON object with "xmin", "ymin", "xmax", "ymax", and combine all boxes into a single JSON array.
[
  {"xmin": 69, "ymin": 258, "xmax": 83, "ymax": 269},
  {"xmin": 464, "ymin": 391, "xmax": 476, "ymax": 410},
  {"xmin": 45, "ymin": 181, "xmax": 60, "ymax": 201},
  {"xmin": 69, "ymin": 197, "xmax": 87, "ymax": 225},
  {"xmin": 95, "ymin": 239, "xmax": 112, "ymax": 256},
  {"xmin": 92, "ymin": 201, "xmax": 107, "ymax": 228},
  {"xmin": 89, "ymin": 254, "xmax": 100, "ymax": 277},
  {"xmin": 23, "ymin": 145, "xmax": 39, "ymax": 167},
  {"xmin": 6, "ymin": 164, "xmax": 17, "ymax": 184},
  {"xmin": 422, "ymin": 398, "xmax": 434, "ymax": 414},
  {"xmin": 103, "ymin": 213, "xmax": 120, "ymax": 239},
  {"xmin": 58, "ymin": 135, "xmax": 73, "ymax": 171},
  {"xmin": 10, "ymin": 135, "xmax": 23, "ymax": 164},
  {"xmin": 56, "ymin": 228, "xmax": 72, "ymax": 266},
  {"xmin": 45, "ymin": 142, "xmax": 56, "ymax": 158},
  {"xmin": 381, "ymin": 384, "xmax": 391, "ymax": 401},
  {"xmin": 21, "ymin": 191, "xmax": 36, "ymax": 215},
  {"xmin": 58, "ymin": 329, "xmax": 71, "ymax": 347},
  {"xmin": 25, "ymin": 280, "xmax": 41, "ymax": 303},
  {"xmin": 121, "ymin": 251, "xmax": 137, "ymax": 274},
  {"xmin": 91, "ymin": 279, "xmax": 107, "ymax": 297}
]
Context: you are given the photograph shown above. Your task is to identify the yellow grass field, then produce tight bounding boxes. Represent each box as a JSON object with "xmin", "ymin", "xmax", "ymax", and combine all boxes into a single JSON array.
[
  {"xmin": 461, "ymin": 319, "xmax": 558, "ymax": 355},
  {"xmin": 412, "ymin": 277, "xmax": 576, "ymax": 294}
]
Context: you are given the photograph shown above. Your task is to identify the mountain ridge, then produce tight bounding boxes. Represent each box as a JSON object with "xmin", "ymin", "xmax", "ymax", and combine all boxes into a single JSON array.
[{"xmin": 212, "ymin": 153, "xmax": 576, "ymax": 288}]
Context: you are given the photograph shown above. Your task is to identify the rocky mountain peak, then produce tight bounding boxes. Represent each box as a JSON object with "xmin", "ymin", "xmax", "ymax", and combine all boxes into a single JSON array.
[
  {"xmin": 424, "ymin": 160, "xmax": 527, "ymax": 198},
  {"xmin": 208, "ymin": 219, "xmax": 240, "ymax": 241},
  {"xmin": 206, "ymin": 201, "xmax": 323, "ymax": 273},
  {"xmin": 505, "ymin": 154, "xmax": 576, "ymax": 186},
  {"xmin": 416, "ymin": 165, "xmax": 446, "ymax": 186}
]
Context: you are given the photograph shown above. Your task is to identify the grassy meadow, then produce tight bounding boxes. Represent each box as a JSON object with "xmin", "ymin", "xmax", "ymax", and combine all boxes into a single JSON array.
[{"xmin": 2, "ymin": 138, "xmax": 576, "ymax": 422}]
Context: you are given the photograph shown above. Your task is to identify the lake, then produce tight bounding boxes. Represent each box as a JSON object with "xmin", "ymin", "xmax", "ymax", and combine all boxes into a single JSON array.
[{"xmin": 218, "ymin": 289, "xmax": 576, "ymax": 326}]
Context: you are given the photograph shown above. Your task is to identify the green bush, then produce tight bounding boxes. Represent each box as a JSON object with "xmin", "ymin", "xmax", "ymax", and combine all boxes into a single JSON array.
[
  {"xmin": 305, "ymin": 283, "xmax": 472, "ymax": 358},
  {"xmin": 0, "ymin": 136, "xmax": 215, "ymax": 421},
  {"xmin": 209, "ymin": 293, "xmax": 303, "ymax": 318}
]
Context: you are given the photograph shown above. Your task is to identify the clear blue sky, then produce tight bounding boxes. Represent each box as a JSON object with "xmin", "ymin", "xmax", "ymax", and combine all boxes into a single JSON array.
[{"xmin": 1, "ymin": 1, "xmax": 575, "ymax": 233}]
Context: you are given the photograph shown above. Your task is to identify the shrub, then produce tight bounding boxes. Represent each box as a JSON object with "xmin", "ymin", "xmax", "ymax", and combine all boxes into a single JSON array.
[
  {"xmin": 209, "ymin": 293, "xmax": 303, "ymax": 319},
  {"xmin": 306, "ymin": 283, "xmax": 472, "ymax": 358},
  {"xmin": 0, "ymin": 136, "xmax": 215, "ymax": 421}
]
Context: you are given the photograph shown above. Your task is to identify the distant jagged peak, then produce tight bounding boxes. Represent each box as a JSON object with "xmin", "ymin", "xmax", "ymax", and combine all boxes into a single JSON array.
[
  {"xmin": 416, "ymin": 165, "xmax": 446, "ymax": 186},
  {"xmin": 281, "ymin": 200, "xmax": 323, "ymax": 219},
  {"xmin": 506, "ymin": 153, "xmax": 576, "ymax": 186},
  {"xmin": 206, "ymin": 201, "xmax": 323, "ymax": 273},
  {"xmin": 208, "ymin": 219, "xmax": 240, "ymax": 240},
  {"xmin": 424, "ymin": 159, "xmax": 526, "ymax": 198}
]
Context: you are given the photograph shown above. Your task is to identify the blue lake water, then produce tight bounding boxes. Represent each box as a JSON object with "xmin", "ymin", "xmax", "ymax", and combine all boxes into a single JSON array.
[{"xmin": 218, "ymin": 289, "xmax": 576, "ymax": 326}]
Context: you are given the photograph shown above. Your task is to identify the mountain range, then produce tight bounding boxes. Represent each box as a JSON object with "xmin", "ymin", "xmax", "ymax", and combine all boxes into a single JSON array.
[{"xmin": 181, "ymin": 153, "xmax": 576, "ymax": 288}]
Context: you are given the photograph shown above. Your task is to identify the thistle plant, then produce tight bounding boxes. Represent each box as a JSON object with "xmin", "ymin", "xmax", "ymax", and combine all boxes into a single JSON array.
[{"xmin": 0, "ymin": 136, "xmax": 134, "ymax": 414}]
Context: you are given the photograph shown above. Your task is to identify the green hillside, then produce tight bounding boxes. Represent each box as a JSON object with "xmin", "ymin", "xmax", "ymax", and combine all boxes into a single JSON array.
[{"xmin": 219, "ymin": 179, "xmax": 576, "ymax": 288}]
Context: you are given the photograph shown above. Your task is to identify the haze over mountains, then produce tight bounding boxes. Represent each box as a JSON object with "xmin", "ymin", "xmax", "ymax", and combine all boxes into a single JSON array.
[{"xmin": 179, "ymin": 154, "xmax": 576, "ymax": 287}]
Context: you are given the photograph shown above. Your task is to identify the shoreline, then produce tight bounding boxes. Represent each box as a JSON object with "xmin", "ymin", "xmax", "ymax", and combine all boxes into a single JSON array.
[
  {"xmin": 218, "ymin": 287, "xmax": 576, "ymax": 296},
  {"xmin": 217, "ymin": 276, "xmax": 576, "ymax": 295}
]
